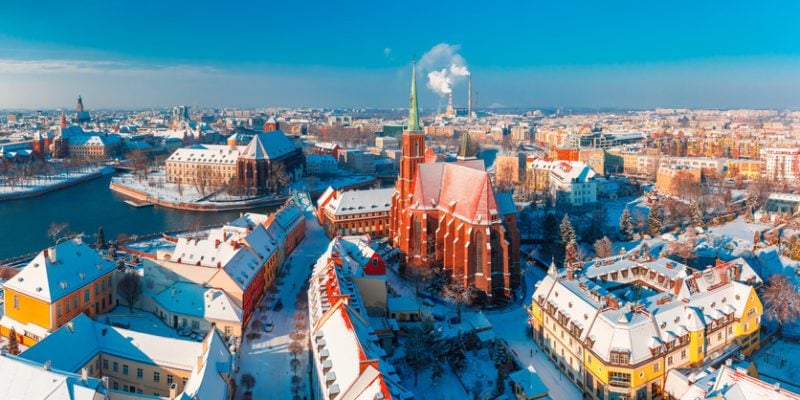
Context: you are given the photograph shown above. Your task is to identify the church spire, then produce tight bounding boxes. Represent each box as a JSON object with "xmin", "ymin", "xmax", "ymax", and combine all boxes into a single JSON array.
[
  {"xmin": 547, "ymin": 256, "xmax": 558, "ymax": 277},
  {"xmin": 407, "ymin": 61, "xmax": 421, "ymax": 131}
]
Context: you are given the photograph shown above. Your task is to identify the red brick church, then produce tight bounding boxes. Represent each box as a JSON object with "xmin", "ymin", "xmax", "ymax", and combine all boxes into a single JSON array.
[{"xmin": 389, "ymin": 62, "xmax": 520, "ymax": 302}]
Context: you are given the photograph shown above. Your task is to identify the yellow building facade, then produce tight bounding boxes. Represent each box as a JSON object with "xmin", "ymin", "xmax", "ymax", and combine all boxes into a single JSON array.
[
  {"xmin": 1, "ymin": 239, "xmax": 115, "ymax": 346},
  {"xmin": 530, "ymin": 257, "xmax": 763, "ymax": 400}
]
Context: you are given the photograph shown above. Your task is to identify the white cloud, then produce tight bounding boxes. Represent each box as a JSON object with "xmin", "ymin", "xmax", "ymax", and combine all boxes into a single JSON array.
[{"xmin": 383, "ymin": 47, "xmax": 392, "ymax": 58}]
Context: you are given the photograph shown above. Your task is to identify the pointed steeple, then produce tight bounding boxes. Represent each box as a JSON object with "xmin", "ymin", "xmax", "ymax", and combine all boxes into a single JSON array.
[
  {"xmin": 407, "ymin": 61, "xmax": 421, "ymax": 131},
  {"xmin": 547, "ymin": 257, "xmax": 558, "ymax": 277},
  {"xmin": 457, "ymin": 132, "xmax": 476, "ymax": 161}
]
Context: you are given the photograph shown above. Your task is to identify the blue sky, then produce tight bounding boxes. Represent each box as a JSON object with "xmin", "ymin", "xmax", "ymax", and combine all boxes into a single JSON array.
[{"xmin": 1, "ymin": 1, "xmax": 799, "ymax": 109}]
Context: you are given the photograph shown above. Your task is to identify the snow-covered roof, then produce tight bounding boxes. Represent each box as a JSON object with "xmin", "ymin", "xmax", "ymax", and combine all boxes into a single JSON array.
[
  {"xmin": 509, "ymin": 368, "xmax": 549, "ymax": 398},
  {"xmin": 154, "ymin": 282, "xmax": 242, "ymax": 322},
  {"xmin": 550, "ymin": 161, "xmax": 596, "ymax": 184},
  {"xmin": 666, "ymin": 365, "xmax": 800, "ymax": 400},
  {"xmin": 324, "ymin": 188, "xmax": 394, "ymax": 217},
  {"xmin": 167, "ymin": 144, "xmax": 244, "ymax": 164},
  {"xmin": 20, "ymin": 314, "xmax": 232, "ymax": 400},
  {"xmin": 239, "ymin": 130, "xmax": 298, "ymax": 160},
  {"xmin": 533, "ymin": 255, "xmax": 762, "ymax": 366},
  {"xmin": 4, "ymin": 238, "xmax": 115, "ymax": 302},
  {"xmin": 0, "ymin": 355, "xmax": 105, "ymax": 400},
  {"xmin": 310, "ymin": 301, "xmax": 412, "ymax": 400}
]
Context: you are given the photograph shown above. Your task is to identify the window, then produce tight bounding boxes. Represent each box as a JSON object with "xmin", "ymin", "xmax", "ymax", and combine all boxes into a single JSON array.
[
  {"xmin": 123, "ymin": 365, "xmax": 128, "ymax": 375},
  {"xmin": 95, "ymin": 283, "xmax": 99, "ymax": 295},
  {"xmin": 609, "ymin": 372, "xmax": 631, "ymax": 388},
  {"xmin": 653, "ymin": 362, "xmax": 660, "ymax": 372},
  {"xmin": 102, "ymin": 280, "xmax": 106, "ymax": 291},
  {"xmin": 610, "ymin": 351, "xmax": 630, "ymax": 365},
  {"xmin": 113, "ymin": 362, "xmax": 118, "ymax": 373},
  {"xmin": 153, "ymin": 372, "xmax": 160, "ymax": 382},
  {"xmin": 13, "ymin": 295, "xmax": 19, "ymax": 309},
  {"xmin": 84, "ymin": 289, "xmax": 90, "ymax": 303},
  {"xmin": 167, "ymin": 375, "xmax": 174, "ymax": 384},
  {"xmin": 667, "ymin": 356, "xmax": 673, "ymax": 366},
  {"xmin": 113, "ymin": 382, "xmax": 119, "ymax": 390},
  {"xmin": 72, "ymin": 295, "xmax": 78, "ymax": 309},
  {"xmin": 66, "ymin": 299, "xmax": 71, "ymax": 312},
  {"xmin": 681, "ymin": 349, "xmax": 687, "ymax": 359},
  {"xmin": 103, "ymin": 360, "xmax": 108, "ymax": 370},
  {"xmin": 57, "ymin": 304, "xmax": 63, "ymax": 317},
  {"xmin": 225, "ymin": 326, "xmax": 233, "ymax": 335},
  {"xmin": 137, "ymin": 368, "xmax": 143, "ymax": 378},
  {"xmin": 191, "ymin": 320, "xmax": 200, "ymax": 331}
]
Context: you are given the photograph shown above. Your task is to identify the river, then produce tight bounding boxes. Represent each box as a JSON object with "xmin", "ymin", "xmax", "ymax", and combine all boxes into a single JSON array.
[{"xmin": 0, "ymin": 174, "xmax": 278, "ymax": 260}]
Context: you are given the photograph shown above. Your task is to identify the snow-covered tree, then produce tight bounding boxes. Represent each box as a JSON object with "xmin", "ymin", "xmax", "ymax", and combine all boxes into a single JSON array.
[
  {"xmin": 560, "ymin": 214, "xmax": 575, "ymax": 244},
  {"xmin": 691, "ymin": 202, "xmax": 705, "ymax": 228},
  {"xmin": 648, "ymin": 204, "xmax": 663, "ymax": 236},
  {"xmin": 763, "ymin": 275, "xmax": 800, "ymax": 326},
  {"xmin": 619, "ymin": 207, "xmax": 635, "ymax": 241},
  {"xmin": 448, "ymin": 333, "xmax": 467, "ymax": 373},
  {"xmin": 594, "ymin": 236, "xmax": 614, "ymax": 259}
]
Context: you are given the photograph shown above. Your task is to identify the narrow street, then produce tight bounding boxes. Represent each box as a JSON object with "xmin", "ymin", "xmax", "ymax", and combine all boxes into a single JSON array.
[
  {"xmin": 235, "ymin": 201, "xmax": 329, "ymax": 399},
  {"xmin": 486, "ymin": 264, "xmax": 583, "ymax": 400}
]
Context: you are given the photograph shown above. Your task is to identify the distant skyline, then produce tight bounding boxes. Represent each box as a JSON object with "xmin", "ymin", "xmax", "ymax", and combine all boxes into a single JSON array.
[{"xmin": 1, "ymin": 1, "xmax": 800, "ymax": 110}]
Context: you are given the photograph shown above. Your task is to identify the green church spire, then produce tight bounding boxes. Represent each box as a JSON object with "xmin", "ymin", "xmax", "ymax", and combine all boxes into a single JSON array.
[{"xmin": 407, "ymin": 61, "xmax": 421, "ymax": 131}]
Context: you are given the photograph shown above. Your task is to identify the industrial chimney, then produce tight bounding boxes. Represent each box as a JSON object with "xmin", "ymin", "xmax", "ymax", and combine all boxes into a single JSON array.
[{"xmin": 467, "ymin": 74, "xmax": 472, "ymax": 120}]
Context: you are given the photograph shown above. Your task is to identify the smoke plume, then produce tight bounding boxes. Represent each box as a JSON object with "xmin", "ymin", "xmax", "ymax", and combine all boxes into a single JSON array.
[{"xmin": 418, "ymin": 43, "xmax": 470, "ymax": 96}]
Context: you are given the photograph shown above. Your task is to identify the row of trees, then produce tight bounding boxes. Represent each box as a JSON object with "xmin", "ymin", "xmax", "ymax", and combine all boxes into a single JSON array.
[{"xmin": 0, "ymin": 157, "xmax": 101, "ymax": 188}]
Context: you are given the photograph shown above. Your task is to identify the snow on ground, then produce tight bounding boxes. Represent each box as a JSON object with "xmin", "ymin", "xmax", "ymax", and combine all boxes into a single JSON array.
[
  {"xmin": 123, "ymin": 237, "xmax": 176, "ymax": 255},
  {"xmin": 751, "ymin": 339, "xmax": 800, "ymax": 393},
  {"xmin": 0, "ymin": 166, "xmax": 112, "ymax": 195},
  {"xmin": 400, "ymin": 358, "xmax": 469, "ymax": 400},
  {"xmin": 485, "ymin": 265, "xmax": 583, "ymax": 400},
  {"xmin": 112, "ymin": 172, "xmax": 288, "ymax": 204},
  {"xmin": 604, "ymin": 195, "xmax": 650, "ymax": 229},
  {"xmin": 707, "ymin": 218, "xmax": 771, "ymax": 245},
  {"xmin": 235, "ymin": 198, "xmax": 328, "ymax": 400},
  {"xmin": 291, "ymin": 173, "xmax": 378, "ymax": 195}
]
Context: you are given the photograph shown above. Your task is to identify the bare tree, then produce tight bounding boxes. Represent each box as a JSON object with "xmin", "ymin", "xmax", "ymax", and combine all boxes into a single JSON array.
[
  {"xmin": 240, "ymin": 373, "xmax": 256, "ymax": 392},
  {"xmin": 7, "ymin": 327, "xmax": 19, "ymax": 355},
  {"xmin": 267, "ymin": 162, "xmax": 290, "ymax": 193},
  {"xmin": 48, "ymin": 222, "xmax": 69, "ymax": 244},
  {"xmin": 593, "ymin": 236, "xmax": 613, "ymax": 259},
  {"xmin": 443, "ymin": 282, "xmax": 473, "ymax": 320},
  {"xmin": 662, "ymin": 238, "xmax": 697, "ymax": 264},
  {"xmin": 117, "ymin": 271, "xmax": 143, "ymax": 312},
  {"xmin": 762, "ymin": 275, "xmax": 800, "ymax": 326}
]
